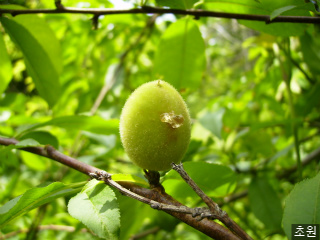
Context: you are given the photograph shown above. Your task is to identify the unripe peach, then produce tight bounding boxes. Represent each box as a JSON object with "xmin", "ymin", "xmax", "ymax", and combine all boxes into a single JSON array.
[{"xmin": 119, "ymin": 80, "xmax": 191, "ymax": 171}]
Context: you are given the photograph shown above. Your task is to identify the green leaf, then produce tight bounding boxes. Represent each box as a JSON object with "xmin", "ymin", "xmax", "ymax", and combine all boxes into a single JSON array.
[
  {"xmin": 240, "ymin": 129, "xmax": 275, "ymax": 157},
  {"xmin": 0, "ymin": 181, "xmax": 84, "ymax": 227},
  {"xmin": 0, "ymin": 5, "xmax": 62, "ymax": 74},
  {"xmin": 17, "ymin": 116, "xmax": 119, "ymax": 137},
  {"xmin": 0, "ymin": 138, "xmax": 44, "ymax": 171},
  {"xmin": 20, "ymin": 151, "xmax": 50, "ymax": 171},
  {"xmin": 115, "ymin": 192, "xmax": 150, "ymax": 240},
  {"xmin": 112, "ymin": 174, "xmax": 149, "ymax": 187},
  {"xmin": 15, "ymin": 138, "xmax": 41, "ymax": 147},
  {"xmin": 0, "ymin": 148, "xmax": 19, "ymax": 175},
  {"xmin": 82, "ymin": 131, "xmax": 116, "ymax": 150},
  {"xmin": 0, "ymin": 33, "xmax": 12, "ymax": 94},
  {"xmin": 15, "ymin": 16, "xmax": 62, "ymax": 74},
  {"xmin": 296, "ymin": 82, "xmax": 320, "ymax": 116},
  {"xmin": 249, "ymin": 176, "xmax": 282, "ymax": 231},
  {"xmin": 269, "ymin": 144, "xmax": 293, "ymax": 164},
  {"xmin": 204, "ymin": 0, "xmax": 310, "ymax": 36},
  {"xmin": 163, "ymin": 162, "xmax": 237, "ymax": 201},
  {"xmin": 68, "ymin": 179, "xmax": 120, "ymax": 240},
  {"xmin": 0, "ymin": 16, "xmax": 61, "ymax": 107},
  {"xmin": 153, "ymin": 17, "xmax": 205, "ymax": 89},
  {"xmin": 155, "ymin": 0, "xmax": 199, "ymax": 9},
  {"xmin": 300, "ymin": 32, "xmax": 320, "ymax": 75},
  {"xmin": 270, "ymin": 5, "xmax": 297, "ymax": 20},
  {"xmin": 19, "ymin": 131, "xmax": 59, "ymax": 149},
  {"xmin": 199, "ymin": 108, "xmax": 225, "ymax": 139},
  {"xmin": 310, "ymin": 0, "xmax": 320, "ymax": 12},
  {"xmin": 283, "ymin": 172, "xmax": 320, "ymax": 239}
]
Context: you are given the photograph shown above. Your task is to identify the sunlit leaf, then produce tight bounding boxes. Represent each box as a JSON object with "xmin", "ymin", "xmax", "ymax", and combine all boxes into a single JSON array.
[
  {"xmin": 20, "ymin": 151, "xmax": 50, "ymax": 171},
  {"xmin": 0, "ymin": 33, "xmax": 12, "ymax": 94},
  {"xmin": 82, "ymin": 131, "xmax": 116, "ymax": 150},
  {"xmin": 68, "ymin": 179, "xmax": 120, "ymax": 240},
  {"xmin": 16, "ymin": 116, "xmax": 119, "ymax": 137},
  {"xmin": 0, "ymin": 182, "xmax": 84, "ymax": 227},
  {"xmin": 204, "ymin": 0, "xmax": 311, "ymax": 36},
  {"xmin": 19, "ymin": 131, "xmax": 59, "ymax": 149},
  {"xmin": 0, "ymin": 5, "xmax": 62, "ymax": 74},
  {"xmin": 199, "ymin": 108, "xmax": 225, "ymax": 139},
  {"xmin": 153, "ymin": 17, "xmax": 205, "ymax": 89},
  {"xmin": 270, "ymin": 5, "xmax": 297, "ymax": 20},
  {"xmin": 0, "ymin": 16, "xmax": 61, "ymax": 107},
  {"xmin": 283, "ymin": 172, "xmax": 320, "ymax": 239},
  {"xmin": 112, "ymin": 174, "xmax": 148, "ymax": 187}
]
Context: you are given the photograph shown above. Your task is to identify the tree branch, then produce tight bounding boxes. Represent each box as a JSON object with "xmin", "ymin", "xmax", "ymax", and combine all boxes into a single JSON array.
[
  {"xmin": 0, "ymin": 5, "xmax": 319, "ymax": 24},
  {"xmin": 0, "ymin": 137, "xmax": 240, "ymax": 240}
]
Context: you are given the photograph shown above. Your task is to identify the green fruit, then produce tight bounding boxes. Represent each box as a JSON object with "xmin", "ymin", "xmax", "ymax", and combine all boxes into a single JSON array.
[{"xmin": 120, "ymin": 80, "xmax": 191, "ymax": 171}]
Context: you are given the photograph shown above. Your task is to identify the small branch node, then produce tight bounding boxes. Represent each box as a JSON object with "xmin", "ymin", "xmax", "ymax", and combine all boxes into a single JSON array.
[
  {"xmin": 89, "ymin": 170, "xmax": 111, "ymax": 181},
  {"xmin": 140, "ymin": 5, "xmax": 154, "ymax": 11},
  {"xmin": 92, "ymin": 14, "xmax": 100, "ymax": 30},
  {"xmin": 200, "ymin": 212, "xmax": 213, "ymax": 220},
  {"xmin": 89, "ymin": 172, "xmax": 99, "ymax": 179},
  {"xmin": 191, "ymin": 207, "xmax": 202, "ymax": 217},
  {"xmin": 45, "ymin": 145, "xmax": 55, "ymax": 157},
  {"xmin": 171, "ymin": 162, "xmax": 182, "ymax": 171},
  {"xmin": 265, "ymin": 17, "xmax": 272, "ymax": 24},
  {"xmin": 55, "ymin": 0, "xmax": 65, "ymax": 10},
  {"xmin": 190, "ymin": 207, "xmax": 215, "ymax": 221},
  {"xmin": 217, "ymin": 206, "xmax": 227, "ymax": 218},
  {"xmin": 150, "ymin": 201, "xmax": 161, "ymax": 209},
  {"xmin": 194, "ymin": 15, "xmax": 200, "ymax": 20}
]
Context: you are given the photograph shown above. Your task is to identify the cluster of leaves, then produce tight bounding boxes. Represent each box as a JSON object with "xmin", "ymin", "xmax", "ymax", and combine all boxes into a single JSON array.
[{"xmin": 0, "ymin": 0, "xmax": 320, "ymax": 239}]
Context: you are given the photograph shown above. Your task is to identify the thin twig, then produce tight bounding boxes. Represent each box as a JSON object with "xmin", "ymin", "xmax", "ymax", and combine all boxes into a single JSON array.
[
  {"xmin": 171, "ymin": 163, "xmax": 223, "ymax": 217},
  {"xmin": 172, "ymin": 163, "xmax": 253, "ymax": 240},
  {"xmin": 0, "ymin": 6, "xmax": 319, "ymax": 24}
]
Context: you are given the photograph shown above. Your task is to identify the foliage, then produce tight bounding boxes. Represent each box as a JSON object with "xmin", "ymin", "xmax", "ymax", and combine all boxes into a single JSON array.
[{"xmin": 0, "ymin": 0, "xmax": 320, "ymax": 239}]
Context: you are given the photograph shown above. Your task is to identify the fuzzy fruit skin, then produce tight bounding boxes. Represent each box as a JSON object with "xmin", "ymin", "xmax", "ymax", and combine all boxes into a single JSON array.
[{"xmin": 120, "ymin": 80, "xmax": 191, "ymax": 171}]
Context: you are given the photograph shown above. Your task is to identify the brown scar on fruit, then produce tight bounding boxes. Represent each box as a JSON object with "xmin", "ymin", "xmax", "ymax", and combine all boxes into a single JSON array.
[{"xmin": 160, "ymin": 111, "xmax": 184, "ymax": 129}]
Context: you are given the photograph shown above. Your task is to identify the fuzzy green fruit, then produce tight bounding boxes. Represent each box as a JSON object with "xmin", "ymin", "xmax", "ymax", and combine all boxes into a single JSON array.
[{"xmin": 120, "ymin": 80, "xmax": 191, "ymax": 171}]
